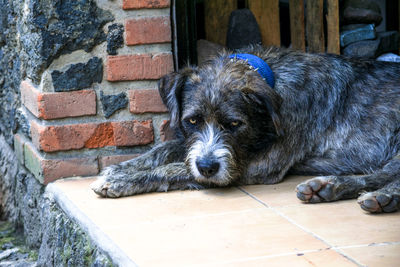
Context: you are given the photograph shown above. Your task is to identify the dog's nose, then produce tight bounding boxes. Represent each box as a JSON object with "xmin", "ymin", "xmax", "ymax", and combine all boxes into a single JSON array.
[{"xmin": 196, "ymin": 158, "xmax": 220, "ymax": 178}]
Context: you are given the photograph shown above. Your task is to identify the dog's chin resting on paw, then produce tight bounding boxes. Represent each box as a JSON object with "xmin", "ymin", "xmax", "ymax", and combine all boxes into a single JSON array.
[{"xmin": 91, "ymin": 46, "xmax": 400, "ymax": 214}]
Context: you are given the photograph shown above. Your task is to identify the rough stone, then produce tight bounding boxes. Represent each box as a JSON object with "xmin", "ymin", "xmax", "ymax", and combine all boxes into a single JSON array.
[
  {"xmin": 51, "ymin": 57, "xmax": 103, "ymax": 92},
  {"xmin": 107, "ymin": 23, "xmax": 124, "ymax": 55},
  {"xmin": 20, "ymin": 0, "xmax": 113, "ymax": 83},
  {"xmin": 343, "ymin": 0, "xmax": 382, "ymax": 26},
  {"xmin": 0, "ymin": 134, "xmax": 113, "ymax": 265},
  {"xmin": 377, "ymin": 53, "xmax": 400, "ymax": 63},
  {"xmin": 342, "ymin": 31, "xmax": 400, "ymax": 58},
  {"xmin": 100, "ymin": 91, "xmax": 128, "ymax": 118},
  {"xmin": 0, "ymin": 0, "xmax": 22, "ymax": 145},
  {"xmin": 340, "ymin": 24, "xmax": 376, "ymax": 47},
  {"xmin": 226, "ymin": 9, "xmax": 262, "ymax": 50}
]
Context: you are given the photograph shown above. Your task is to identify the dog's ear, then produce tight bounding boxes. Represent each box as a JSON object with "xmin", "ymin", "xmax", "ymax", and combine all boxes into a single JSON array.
[
  {"xmin": 242, "ymin": 82, "xmax": 284, "ymax": 137},
  {"xmin": 158, "ymin": 67, "xmax": 194, "ymax": 128}
]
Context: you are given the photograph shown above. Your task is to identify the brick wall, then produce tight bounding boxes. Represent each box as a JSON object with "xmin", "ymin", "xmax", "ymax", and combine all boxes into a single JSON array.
[{"xmin": 16, "ymin": 0, "xmax": 174, "ymax": 184}]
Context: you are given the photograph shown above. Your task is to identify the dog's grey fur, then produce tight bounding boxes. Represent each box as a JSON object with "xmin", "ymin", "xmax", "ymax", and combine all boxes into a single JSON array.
[{"xmin": 91, "ymin": 46, "xmax": 400, "ymax": 213}]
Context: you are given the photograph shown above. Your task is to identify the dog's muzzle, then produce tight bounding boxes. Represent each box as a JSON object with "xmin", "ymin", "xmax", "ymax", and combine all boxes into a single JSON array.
[{"xmin": 186, "ymin": 124, "xmax": 234, "ymax": 185}]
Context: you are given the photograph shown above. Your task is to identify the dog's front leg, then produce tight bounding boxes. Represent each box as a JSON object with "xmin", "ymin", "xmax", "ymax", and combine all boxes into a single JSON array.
[
  {"xmin": 91, "ymin": 162, "xmax": 205, "ymax": 197},
  {"xmin": 91, "ymin": 139, "xmax": 192, "ymax": 197},
  {"xmin": 104, "ymin": 139, "xmax": 186, "ymax": 173}
]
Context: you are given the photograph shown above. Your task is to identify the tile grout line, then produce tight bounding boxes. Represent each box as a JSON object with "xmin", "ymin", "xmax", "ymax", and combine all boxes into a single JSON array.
[
  {"xmin": 236, "ymin": 186, "xmax": 270, "ymax": 208},
  {"xmin": 237, "ymin": 186, "xmax": 365, "ymax": 267},
  {"xmin": 334, "ymin": 241, "xmax": 400, "ymax": 250}
]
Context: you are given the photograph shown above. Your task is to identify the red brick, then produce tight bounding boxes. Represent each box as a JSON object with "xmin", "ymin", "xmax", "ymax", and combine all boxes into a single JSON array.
[
  {"xmin": 84, "ymin": 123, "xmax": 115, "ymax": 149},
  {"xmin": 24, "ymin": 141, "xmax": 98, "ymax": 184},
  {"xmin": 99, "ymin": 154, "xmax": 140, "ymax": 169},
  {"xmin": 112, "ymin": 120, "xmax": 154, "ymax": 146},
  {"xmin": 159, "ymin": 120, "xmax": 176, "ymax": 142},
  {"xmin": 20, "ymin": 80, "xmax": 96, "ymax": 119},
  {"xmin": 107, "ymin": 53, "xmax": 174, "ymax": 81},
  {"xmin": 126, "ymin": 16, "xmax": 171, "ymax": 45},
  {"xmin": 123, "ymin": 0, "xmax": 170, "ymax": 9},
  {"xmin": 38, "ymin": 90, "xmax": 96, "ymax": 119},
  {"xmin": 129, "ymin": 89, "xmax": 168, "ymax": 114},
  {"xmin": 30, "ymin": 120, "xmax": 153, "ymax": 152}
]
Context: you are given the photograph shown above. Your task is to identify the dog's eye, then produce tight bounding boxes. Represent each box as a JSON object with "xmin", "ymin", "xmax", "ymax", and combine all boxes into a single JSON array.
[
  {"xmin": 231, "ymin": 121, "xmax": 239, "ymax": 127},
  {"xmin": 189, "ymin": 118, "xmax": 197, "ymax": 125},
  {"xmin": 225, "ymin": 120, "xmax": 242, "ymax": 131}
]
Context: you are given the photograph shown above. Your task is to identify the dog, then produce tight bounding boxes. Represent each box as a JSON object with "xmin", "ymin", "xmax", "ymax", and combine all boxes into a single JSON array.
[{"xmin": 91, "ymin": 46, "xmax": 400, "ymax": 213}]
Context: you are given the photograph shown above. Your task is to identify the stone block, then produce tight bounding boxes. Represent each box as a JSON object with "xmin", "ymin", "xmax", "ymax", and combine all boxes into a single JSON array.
[
  {"xmin": 100, "ymin": 91, "xmax": 128, "ymax": 118},
  {"xmin": 107, "ymin": 54, "xmax": 174, "ymax": 81},
  {"xmin": 125, "ymin": 16, "xmax": 171, "ymax": 45},
  {"xmin": 107, "ymin": 24, "xmax": 124, "ymax": 55},
  {"xmin": 226, "ymin": 9, "xmax": 262, "ymax": 50},
  {"xmin": 129, "ymin": 89, "xmax": 168, "ymax": 114},
  {"xmin": 51, "ymin": 57, "xmax": 103, "ymax": 92},
  {"xmin": 343, "ymin": 0, "xmax": 382, "ymax": 25},
  {"xmin": 21, "ymin": 0, "xmax": 113, "ymax": 83},
  {"xmin": 343, "ymin": 31, "xmax": 400, "ymax": 58},
  {"xmin": 377, "ymin": 53, "xmax": 400, "ymax": 63},
  {"xmin": 340, "ymin": 24, "xmax": 376, "ymax": 47}
]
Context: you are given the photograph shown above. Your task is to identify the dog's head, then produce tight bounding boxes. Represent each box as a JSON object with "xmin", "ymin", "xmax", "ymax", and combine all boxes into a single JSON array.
[{"xmin": 159, "ymin": 56, "xmax": 283, "ymax": 185}]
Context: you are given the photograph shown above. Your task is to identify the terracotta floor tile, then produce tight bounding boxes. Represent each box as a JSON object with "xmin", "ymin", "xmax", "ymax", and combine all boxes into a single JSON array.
[
  {"xmin": 53, "ymin": 177, "xmax": 400, "ymax": 266},
  {"xmin": 54, "ymin": 178, "xmax": 266, "ymax": 228},
  {"xmin": 210, "ymin": 249, "xmax": 356, "ymax": 267},
  {"xmin": 277, "ymin": 201, "xmax": 400, "ymax": 247},
  {"xmin": 104, "ymin": 209, "xmax": 327, "ymax": 267},
  {"xmin": 340, "ymin": 243, "xmax": 400, "ymax": 267},
  {"xmin": 240, "ymin": 175, "xmax": 310, "ymax": 207}
]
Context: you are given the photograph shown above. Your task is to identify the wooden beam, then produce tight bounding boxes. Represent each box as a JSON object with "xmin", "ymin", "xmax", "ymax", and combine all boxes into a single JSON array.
[
  {"xmin": 326, "ymin": 0, "xmax": 340, "ymax": 54},
  {"xmin": 204, "ymin": 0, "xmax": 237, "ymax": 46},
  {"xmin": 306, "ymin": 0, "xmax": 325, "ymax": 53},
  {"xmin": 289, "ymin": 0, "xmax": 305, "ymax": 51},
  {"xmin": 248, "ymin": 0, "xmax": 281, "ymax": 47}
]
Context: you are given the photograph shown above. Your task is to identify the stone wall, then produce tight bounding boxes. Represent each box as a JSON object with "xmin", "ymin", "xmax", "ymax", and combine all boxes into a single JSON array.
[
  {"xmin": 5, "ymin": 0, "xmax": 174, "ymax": 185},
  {"xmin": 0, "ymin": 134, "xmax": 113, "ymax": 265},
  {"xmin": 0, "ymin": 0, "xmax": 173, "ymax": 264}
]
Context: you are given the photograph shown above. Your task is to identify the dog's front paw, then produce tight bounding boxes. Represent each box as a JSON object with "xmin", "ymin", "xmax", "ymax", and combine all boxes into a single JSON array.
[
  {"xmin": 357, "ymin": 192, "xmax": 400, "ymax": 213},
  {"xmin": 90, "ymin": 176, "xmax": 125, "ymax": 198},
  {"xmin": 296, "ymin": 176, "xmax": 338, "ymax": 203}
]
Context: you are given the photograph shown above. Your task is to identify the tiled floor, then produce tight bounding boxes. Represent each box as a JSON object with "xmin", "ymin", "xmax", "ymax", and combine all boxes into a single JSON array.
[{"xmin": 53, "ymin": 176, "xmax": 400, "ymax": 267}]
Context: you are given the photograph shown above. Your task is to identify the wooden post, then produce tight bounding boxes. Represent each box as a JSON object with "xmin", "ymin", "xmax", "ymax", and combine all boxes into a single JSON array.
[
  {"xmin": 306, "ymin": 0, "xmax": 325, "ymax": 53},
  {"xmin": 289, "ymin": 0, "xmax": 305, "ymax": 51},
  {"xmin": 248, "ymin": 0, "xmax": 281, "ymax": 47},
  {"xmin": 326, "ymin": 0, "xmax": 340, "ymax": 54},
  {"xmin": 204, "ymin": 0, "xmax": 237, "ymax": 46}
]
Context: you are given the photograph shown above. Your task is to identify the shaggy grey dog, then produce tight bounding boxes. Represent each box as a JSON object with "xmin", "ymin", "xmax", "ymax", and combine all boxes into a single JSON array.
[{"xmin": 91, "ymin": 46, "xmax": 400, "ymax": 213}]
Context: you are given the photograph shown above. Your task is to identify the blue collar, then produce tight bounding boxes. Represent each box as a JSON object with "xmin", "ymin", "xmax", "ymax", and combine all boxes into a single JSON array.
[{"xmin": 228, "ymin": 54, "xmax": 275, "ymax": 88}]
